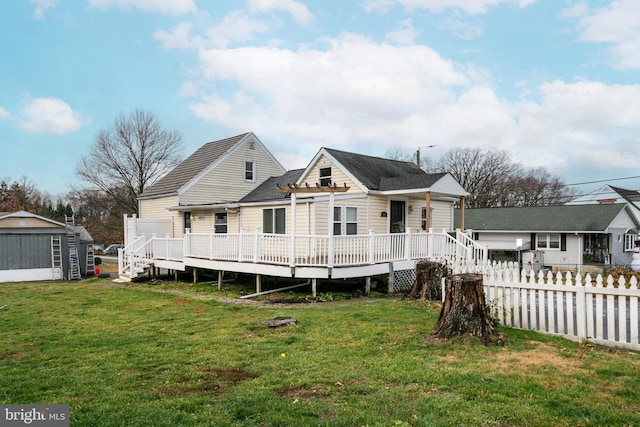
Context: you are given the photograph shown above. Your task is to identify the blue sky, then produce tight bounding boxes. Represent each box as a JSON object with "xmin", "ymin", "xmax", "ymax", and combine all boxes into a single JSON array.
[{"xmin": 1, "ymin": 0, "xmax": 639, "ymax": 198}]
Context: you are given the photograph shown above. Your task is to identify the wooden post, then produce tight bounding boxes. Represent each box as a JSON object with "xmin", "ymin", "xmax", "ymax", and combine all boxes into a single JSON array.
[
  {"xmin": 256, "ymin": 274, "xmax": 261, "ymax": 294},
  {"xmin": 365, "ymin": 277, "xmax": 371, "ymax": 295},
  {"xmin": 311, "ymin": 278, "xmax": 317, "ymax": 297},
  {"xmin": 328, "ymin": 191, "xmax": 335, "ymax": 268},
  {"xmin": 217, "ymin": 270, "xmax": 223, "ymax": 290},
  {"xmin": 290, "ymin": 192, "xmax": 296, "ymax": 268}
]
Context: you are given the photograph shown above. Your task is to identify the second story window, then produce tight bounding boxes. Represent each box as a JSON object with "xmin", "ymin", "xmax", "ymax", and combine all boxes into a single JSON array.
[
  {"xmin": 245, "ymin": 160, "xmax": 256, "ymax": 182},
  {"xmin": 319, "ymin": 166, "xmax": 332, "ymax": 186}
]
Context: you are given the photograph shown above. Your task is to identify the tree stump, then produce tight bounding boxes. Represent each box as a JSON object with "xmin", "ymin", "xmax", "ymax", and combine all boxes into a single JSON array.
[
  {"xmin": 432, "ymin": 273, "xmax": 507, "ymax": 345},
  {"xmin": 404, "ymin": 260, "xmax": 449, "ymax": 301}
]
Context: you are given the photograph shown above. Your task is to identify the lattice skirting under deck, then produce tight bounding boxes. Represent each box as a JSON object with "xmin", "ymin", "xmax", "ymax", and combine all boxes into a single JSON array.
[{"xmin": 392, "ymin": 268, "xmax": 416, "ymax": 293}]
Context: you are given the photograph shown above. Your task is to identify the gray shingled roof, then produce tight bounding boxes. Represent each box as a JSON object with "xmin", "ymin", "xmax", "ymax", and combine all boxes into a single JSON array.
[
  {"xmin": 456, "ymin": 203, "xmax": 629, "ymax": 232},
  {"xmin": 140, "ymin": 132, "xmax": 249, "ymax": 198},
  {"xmin": 240, "ymin": 169, "xmax": 305, "ymax": 203},
  {"xmin": 610, "ymin": 185, "xmax": 640, "ymax": 203},
  {"xmin": 324, "ymin": 148, "xmax": 442, "ymax": 191}
]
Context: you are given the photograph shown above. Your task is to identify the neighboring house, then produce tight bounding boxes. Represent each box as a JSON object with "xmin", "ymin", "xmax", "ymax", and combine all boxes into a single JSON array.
[
  {"xmin": 566, "ymin": 184, "xmax": 640, "ymax": 214},
  {"xmin": 121, "ymin": 139, "xmax": 483, "ymax": 292},
  {"xmin": 134, "ymin": 132, "xmax": 286, "ymax": 239},
  {"xmin": 0, "ymin": 211, "xmax": 94, "ymax": 282},
  {"xmin": 456, "ymin": 203, "xmax": 640, "ymax": 274}
]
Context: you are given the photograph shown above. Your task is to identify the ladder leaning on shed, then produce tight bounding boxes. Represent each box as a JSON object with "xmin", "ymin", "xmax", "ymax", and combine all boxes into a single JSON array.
[{"xmin": 65, "ymin": 215, "xmax": 81, "ymax": 280}]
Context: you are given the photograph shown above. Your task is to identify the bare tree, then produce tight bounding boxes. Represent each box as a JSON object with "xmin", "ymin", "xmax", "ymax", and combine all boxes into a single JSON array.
[
  {"xmin": 0, "ymin": 176, "xmax": 52, "ymax": 214},
  {"xmin": 396, "ymin": 146, "xmax": 576, "ymax": 208},
  {"xmin": 434, "ymin": 147, "xmax": 521, "ymax": 208},
  {"xmin": 383, "ymin": 146, "xmax": 436, "ymax": 171},
  {"xmin": 75, "ymin": 109, "xmax": 184, "ymax": 215}
]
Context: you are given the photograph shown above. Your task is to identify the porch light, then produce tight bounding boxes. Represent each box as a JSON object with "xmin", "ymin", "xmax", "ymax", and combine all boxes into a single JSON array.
[{"xmin": 381, "ymin": 211, "xmax": 387, "ymax": 217}]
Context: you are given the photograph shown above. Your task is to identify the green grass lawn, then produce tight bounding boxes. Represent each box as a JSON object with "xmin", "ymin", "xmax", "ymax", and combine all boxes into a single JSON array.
[{"xmin": 1, "ymin": 278, "xmax": 639, "ymax": 426}]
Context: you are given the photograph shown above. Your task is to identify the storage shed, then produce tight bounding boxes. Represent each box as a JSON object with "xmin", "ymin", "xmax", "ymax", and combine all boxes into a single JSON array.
[{"xmin": 0, "ymin": 211, "xmax": 95, "ymax": 282}]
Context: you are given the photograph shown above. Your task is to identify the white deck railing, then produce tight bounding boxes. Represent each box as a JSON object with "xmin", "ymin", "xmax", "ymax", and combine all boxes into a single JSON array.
[
  {"xmin": 183, "ymin": 228, "xmax": 479, "ymax": 268},
  {"xmin": 122, "ymin": 228, "xmax": 485, "ymax": 277}
]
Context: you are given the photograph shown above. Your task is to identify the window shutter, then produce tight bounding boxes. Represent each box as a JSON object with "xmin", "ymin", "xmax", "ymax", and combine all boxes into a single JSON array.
[
  {"xmin": 561, "ymin": 233, "xmax": 567, "ymax": 251},
  {"xmin": 530, "ymin": 233, "xmax": 536, "ymax": 249}
]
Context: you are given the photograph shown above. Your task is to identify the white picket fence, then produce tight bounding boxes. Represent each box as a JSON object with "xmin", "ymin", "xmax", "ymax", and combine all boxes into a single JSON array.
[{"xmin": 456, "ymin": 262, "xmax": 640, "ymax": 351}]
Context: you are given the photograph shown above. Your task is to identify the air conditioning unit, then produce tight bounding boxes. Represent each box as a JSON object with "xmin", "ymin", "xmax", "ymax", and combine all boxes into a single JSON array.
[{"xmin": 522, "ymin": 251, "xmax": 544, "ymax": 273}]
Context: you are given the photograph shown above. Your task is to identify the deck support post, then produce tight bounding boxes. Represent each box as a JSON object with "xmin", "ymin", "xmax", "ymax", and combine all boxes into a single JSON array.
[
  {"xmin": 388, "ymin": 263, "xmax": 395, "ymax": 294},
  {"xmin": 365, "ymin": 277, "xmax": 371, "ymax": 295},
  {"xmin": 192, "ymin": 267, "xmax": 198, "ymax": 284},
  {"xmin": 311, "ymin": 278, "xmax": 317, "ymax": 297},
  {"xmin": 217, "ymin": 270, "xmax": 223, "ymax": 290},
  {"xmin": 328, "ymin": 191, "xmax": 335, "ymax": 268},
  {"xmin": 290, "ymin": 192, "xmax": 297, "ymax": 269},
  {"xmin": 256, "ymin": 274, "xmax": 261, "ymax": 294}
]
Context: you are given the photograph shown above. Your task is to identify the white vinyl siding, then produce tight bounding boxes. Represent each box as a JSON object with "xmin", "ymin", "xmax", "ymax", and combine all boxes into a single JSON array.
[
  {"xmin": 300, "ymin": 155, "xmax": 360, "ymax": 195},
  {"xmin": 180, "ymin": 138, "xmax": 284, "ymax": 205}
]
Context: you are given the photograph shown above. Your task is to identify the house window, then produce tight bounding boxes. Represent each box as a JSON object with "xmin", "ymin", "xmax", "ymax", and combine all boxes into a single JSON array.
[
  {"xmin": 333, "ymin": 206, "xmax": 358, "ymax": 235},
  {"xmin": 263, "ymin": 208, "xmax": 286, "ymax": 234},
  {"xmin": 214, "ymin": 212, "xmax": 227, "ymax": 234},
  {"xmin": 245, "ymin": 160, "xmax": 256, "ymax": 182},
  {"xmin": 624, "ymin": 230, "xmax": 637, "ymax": 252},
  {"xmin": 537, "ymin": 233, "xmax": 560, "ymax": 250},
  {"xmin": 319, "ymin": 166, "xmax": 332, "ymax": 186},
  {"xmin": 421, "ymin": 207, "xmax": 434, "ymax": 230}
]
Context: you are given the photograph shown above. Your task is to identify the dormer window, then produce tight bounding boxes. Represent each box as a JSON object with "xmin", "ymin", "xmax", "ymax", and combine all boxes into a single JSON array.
[
  {"xmin": 319, "ymin": 166, "xmax": 332, "ymax": 186},
  {"xmin": 245, "ymin": 160, "xmax": 256, "ymax": 182}
]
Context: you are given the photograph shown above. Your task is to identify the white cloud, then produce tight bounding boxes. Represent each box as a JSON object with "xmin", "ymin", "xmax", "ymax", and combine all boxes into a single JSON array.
[
  {"xmin": 385, "ymin": 19, "xmax": 419, "ymax": 45},
  {"xmin": 154, "ymin": 12, "xmax": 271, "ymax": 50},
  {"xmin": 154, "ymin": 22, "xmax": 197, "ymax": 50},
  {"xmin": 30, "ymin": 0, "xmax": 57, "ymax": 20},
  {"xmin": 182, "ymin": 31, "xmax": 640, "ymax": 178},
  {"xmin": 17, "ymin": 97, "xmax": 90, "ymax": 135},
  {"xmin": 204, "ymin": 11, "xmax": 271, "ymax": 48},
  {"xmin": 0, "ymin": 107, "xmax": 10, "ymax": 120},
  {"xmin": 88, "ymin": 0, "xmax": 196, "ymax": 15},
  {"xmin": 247, "ymin": 0, "xmax": 313, "ymax": 25},
  {"xmin": 567, "ymin": 0, "xmax": 640, "ymax": 70},
  {"xmin": 362, "ymin": 0, "xmax": 535, "ymax": 14},
  {"xmin": 189, "ymin": 33, "xmax": 475, "ymax": 153}
]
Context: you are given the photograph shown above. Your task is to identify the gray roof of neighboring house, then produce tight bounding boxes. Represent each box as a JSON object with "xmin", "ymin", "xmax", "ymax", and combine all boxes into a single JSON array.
[
  {"xmin": 610, "ymin": 185, "xmax": 640, "ymax": 204},
  {"xmin": 456, "ymin": 203, "xmax": 632, "ymax": 232},
  {"xmin": 140, "ymin": 132, "xmax": 250, "ymax": 198},
  {"xmin": 324, "ymin": 148, "xmax": 445, "ymax": 191},
  {"xmin": 239, "ymin": 169, "xmax": 305, "ymax": 203}
]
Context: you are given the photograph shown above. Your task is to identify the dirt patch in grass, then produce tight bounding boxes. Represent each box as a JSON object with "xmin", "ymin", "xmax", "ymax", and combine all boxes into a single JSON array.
[
  {"xmin": 279, "ymin": 384, "xmax": 330, "ymax": 402},
  {"xmin": 491, "ymin": 342, "xmax": 587, "ymax": 376},
  {"xmin": 160, "ymin": 367, "xmax": 259, "ymax": 397}
]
